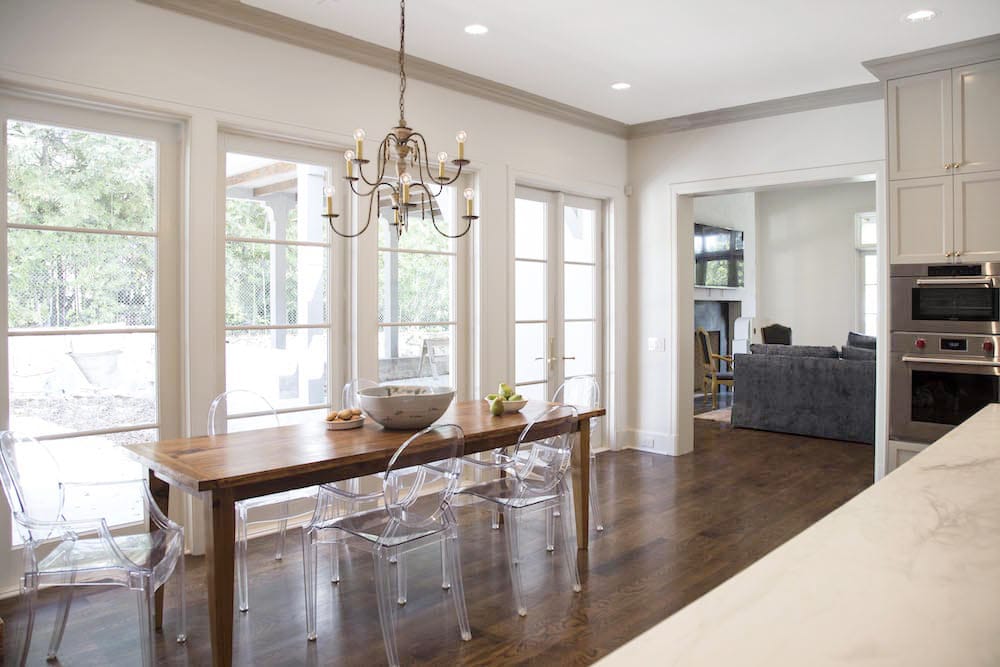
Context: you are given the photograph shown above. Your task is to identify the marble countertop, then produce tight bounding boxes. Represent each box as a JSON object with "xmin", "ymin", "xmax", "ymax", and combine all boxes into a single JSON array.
[{"xmin": 598, "ymin": 404, "xmax": 1000, "ymax": 667}]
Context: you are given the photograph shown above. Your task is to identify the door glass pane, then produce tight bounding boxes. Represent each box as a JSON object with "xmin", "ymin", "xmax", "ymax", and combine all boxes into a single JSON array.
[
  {"xmin": 863, "ymin": 253, "xmax": 877, "ymax": 281},
  {"xmin": 225, "ymin": 156, "xmax": 329, "ymax": 243},
  {"xmin": 378, "ymin": 186, "xmax": 454, "ymax": 252},
  {"xmin": 378, "ymin": 252, "xmax": 452, "ymax": 324},
  {"xmin": 516, "ymin": 260, "xmax": 546, "ymax": 321},
  {"xmin": 8, "ymin": 228, "xmax": 156, "ymax": 329},
  {"xmin": 515, "ymin": 323, "xmax": 546, "ymax": 384},
  {"xmin": 7, "ymin": 120, "xmax": 156, "ymax": 232},
  {"xmin": 378, "ymin": 325, "xmax": 452, "ymax": 385},
  {"xmin": 515, "ymin": 383, "xmax": 547, "ymax": 401},
  {"xmin": 515, "ymin": 198, "xmax": 546, "ymax": 260},
  {"xmin": 564, "ymin": 321, "xmax": 595, "ymax": 377},
  {"xmin": 9, "ymin": 333, "xmax": 157, "ymax": 434},
  {"xmin": 564, "ymin": 264, "xmax": 595, "ymax": 320},
  {"xmin": 225, "ymin": 328, "xmax": 328, "ymax": 408},
  {"xmin": 864, "ymin": 313, "xmax": 877, "ymax": 337},
  {"xmin": 564, "ymin": 206, "xmax": 596, "ymax": 263},
  {"xmin": 225, "ymin": 242, "xmax": 328, "ymax": 326}
]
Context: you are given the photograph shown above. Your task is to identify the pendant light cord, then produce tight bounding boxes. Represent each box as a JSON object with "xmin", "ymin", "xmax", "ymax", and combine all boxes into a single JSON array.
[{"xmin": 398, "ymin": 0, "xmax": 406, "ymax": 125}]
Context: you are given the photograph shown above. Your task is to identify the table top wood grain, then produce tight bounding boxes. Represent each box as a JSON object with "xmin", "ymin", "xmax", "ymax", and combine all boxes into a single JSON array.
[{"xmin": 124, "ymin": 400, "xmax": 604, "ymax": 499}]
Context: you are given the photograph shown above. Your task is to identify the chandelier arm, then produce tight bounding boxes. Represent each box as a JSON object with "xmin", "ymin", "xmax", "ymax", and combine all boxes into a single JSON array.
[
  {"xmin": 413, "ymin": 182, "xmax": 472, "ymax": 239},
  {"xmin": 328, "ymin": 182, "xmax": 391, "ymax": 239},
  {"xmin": 354, "ymin": 135, "xmax": 392, "ymax": 188},
  {"xmin": 347, "ymin": 176, "xmax": 389, "ymax": 200}
]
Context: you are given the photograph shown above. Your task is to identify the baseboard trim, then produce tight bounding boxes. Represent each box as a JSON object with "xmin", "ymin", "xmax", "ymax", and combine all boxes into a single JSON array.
[{"xmin": 617, "ymin": 428, "xmax": 687, "ymax": 456}]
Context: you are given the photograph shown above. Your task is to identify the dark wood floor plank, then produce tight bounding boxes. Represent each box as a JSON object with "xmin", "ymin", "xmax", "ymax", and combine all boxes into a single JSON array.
[{"xmin": 0, "ymin": 421, "xmax": 873, "ymax": 665}]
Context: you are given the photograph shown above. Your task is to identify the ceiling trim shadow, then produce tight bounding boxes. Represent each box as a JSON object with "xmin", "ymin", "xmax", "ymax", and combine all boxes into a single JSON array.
[
  {"xmin": 137, "ymin": 0, "xmax": 630, "ymax": 138},
  {"xmin": 139, "ymin": 0, "xmax": 890, "ymax": 141},
  {"xmin": 627, "ymin": 82, "xmax": 883, "ymax": 139}
]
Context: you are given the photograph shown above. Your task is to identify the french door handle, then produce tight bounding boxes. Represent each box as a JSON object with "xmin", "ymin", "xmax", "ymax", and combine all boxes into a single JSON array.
[{"xmin": 561, "ymin": 356, "xmax": 576, "ymax": 360}]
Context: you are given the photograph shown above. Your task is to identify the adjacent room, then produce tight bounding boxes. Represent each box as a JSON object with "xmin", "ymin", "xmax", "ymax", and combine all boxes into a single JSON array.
[{"xmin": 1, "ymin": 1, "xmax": 999, "ymax": 666}]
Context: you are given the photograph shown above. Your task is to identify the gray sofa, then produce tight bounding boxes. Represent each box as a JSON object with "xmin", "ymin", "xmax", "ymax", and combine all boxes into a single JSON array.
[{"xmin": 731, "ymin": 340, "xmax": 876, "ymax": 444}]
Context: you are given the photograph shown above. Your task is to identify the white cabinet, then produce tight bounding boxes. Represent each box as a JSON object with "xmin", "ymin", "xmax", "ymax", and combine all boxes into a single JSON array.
[
  {"xmin": 888, "ymin": 440, "xmax": 927, "ymax": 473},
  {"xmin": 952, "ymin": 60, "xmax": 1000, "ymax": 174},
  {"xmin": 954, "ymin": 170, "xmax": 1000, "ymax": 262},
  {"xmin": 888, "ymin": 71, "xmax": 952, "ymax": 180},
  {"xmin": 890, "ymin": 63, "xmax": 1000, "ymax": 180},
  {"xmin": 889, "ymin": 177, "xmax": 953, "ymax": 263},
  {"xmin": 889, "ymin": 59, "xmax": 1000, "ymax": 264}
]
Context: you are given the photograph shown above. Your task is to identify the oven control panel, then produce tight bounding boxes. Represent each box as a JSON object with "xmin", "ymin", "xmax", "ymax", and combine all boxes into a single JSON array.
[{"xmin": 895, "ymin": 333, "xmax": 1000, "ymax": 360}]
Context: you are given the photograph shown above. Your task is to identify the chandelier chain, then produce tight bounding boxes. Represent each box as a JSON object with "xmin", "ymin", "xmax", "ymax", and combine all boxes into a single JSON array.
[{"xmin": 398, "ymin": 0, "xmax": 406, "ymax": 124}]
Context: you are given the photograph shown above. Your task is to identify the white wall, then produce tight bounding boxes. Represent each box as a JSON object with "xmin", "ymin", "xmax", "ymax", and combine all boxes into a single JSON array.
[
  {"xmin": 755, "ymin": 182, "xmax": 876, "ymax": 348},
  {"xmin": 692, "ymin": 192, "xmax": 756, "ymax": 315},
  {"xmin": 626, "ymin": 101, "xmax": 884, "ymax": 455},
  {"xmin": 0, "ymin": 0, "xmax": 628, "ymax": 590}
]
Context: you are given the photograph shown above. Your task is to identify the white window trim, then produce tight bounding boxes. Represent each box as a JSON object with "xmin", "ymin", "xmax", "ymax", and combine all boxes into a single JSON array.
[{"xmin": 855, "ymin": 211, "xmax": 877, "ymax": 335}]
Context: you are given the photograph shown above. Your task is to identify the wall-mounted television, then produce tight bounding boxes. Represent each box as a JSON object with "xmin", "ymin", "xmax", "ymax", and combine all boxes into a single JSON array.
[{"xmin": 695, "ymin": 224, "xmax": 744, "ymax": 288}]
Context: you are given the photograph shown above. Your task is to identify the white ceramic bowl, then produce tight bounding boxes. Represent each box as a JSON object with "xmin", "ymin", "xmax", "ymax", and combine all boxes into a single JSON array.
[
  {"xmin": 359, "ymin": 385, "xmax": 455, "ymax": 430},
  {"xmin": 483, "ymin": 397, "xmax": 528, "ymax": 414}
]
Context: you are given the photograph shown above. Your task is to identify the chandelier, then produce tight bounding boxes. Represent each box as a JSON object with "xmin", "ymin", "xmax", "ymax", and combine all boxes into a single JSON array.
[{"xmin": 323, "ymin": 0, "xmax": 477, "ymax": 239}]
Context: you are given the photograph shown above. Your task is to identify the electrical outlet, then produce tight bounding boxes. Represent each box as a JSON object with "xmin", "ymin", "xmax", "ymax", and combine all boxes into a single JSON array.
[{"xmin": 647, "ymin": 337, "xmax": 658, "ymax": 352}]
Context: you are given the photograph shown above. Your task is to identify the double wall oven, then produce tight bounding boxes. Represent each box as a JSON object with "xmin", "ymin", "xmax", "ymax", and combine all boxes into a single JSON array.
[{"xmin": 890, "ymin": 263, "xmax": 1000, "ymax": 444}]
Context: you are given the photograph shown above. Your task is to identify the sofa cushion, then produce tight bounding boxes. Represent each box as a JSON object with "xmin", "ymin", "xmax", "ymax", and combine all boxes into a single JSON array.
[
  {"xmin": 749, "ymin": 343, "xmax": 839, "ymax": 358},
  {"xmin": 842, "ymin": 345, "xmax": 877, "ymax": 361},
  {"xmin": 847, "ymin": 331, "xmax": 877, "ymax": 350}
]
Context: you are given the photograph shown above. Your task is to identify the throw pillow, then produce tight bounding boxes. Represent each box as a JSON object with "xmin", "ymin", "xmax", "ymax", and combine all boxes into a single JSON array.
[
  {"xmin": 751, "ymin": 343, "xmax": 839, "ymax": 358},
  {"xmin": 842, "ymin": 345, "xmax": 877, "ymax": 361},
  {"xmin": 847, "ymin": 331, "xmax": 876, "ymax": 350}
]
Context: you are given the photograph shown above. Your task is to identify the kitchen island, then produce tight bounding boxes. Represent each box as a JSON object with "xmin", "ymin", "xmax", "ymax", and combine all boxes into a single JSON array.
[{"xmin": 598, "ymin": 404, "xmax": 1000, "ymax": 666}]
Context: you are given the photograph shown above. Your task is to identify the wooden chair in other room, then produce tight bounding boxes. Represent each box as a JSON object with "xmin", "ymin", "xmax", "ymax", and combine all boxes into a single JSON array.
[{"xmin": 696, "ymin": 327, "xmax": 734, "ymax": 409}]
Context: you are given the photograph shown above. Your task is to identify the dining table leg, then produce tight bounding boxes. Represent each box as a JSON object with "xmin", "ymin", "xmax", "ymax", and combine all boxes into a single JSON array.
[
  {"xmin": 571, "ymin": 418, "xmax": 591, "ymax": 550},
  {"xmin": 204, "ymin": 488, "xmax": 236, "ymax": 667},
  {"xmin": 148, "ymin": 470, "xmax": 170, "ymax": 630}
]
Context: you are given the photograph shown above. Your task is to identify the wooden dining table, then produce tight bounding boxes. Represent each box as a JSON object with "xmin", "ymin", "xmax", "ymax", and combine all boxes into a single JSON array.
[{"xmin": 123, "ymin": 399, "xmax": 604, "ymax": 667}]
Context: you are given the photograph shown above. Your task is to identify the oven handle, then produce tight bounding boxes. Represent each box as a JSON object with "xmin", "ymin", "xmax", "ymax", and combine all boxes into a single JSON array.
[
  {"xmin": 901, "ymin": 355, "xmax": 1000, "ymax": 367},
  {"xmin": 914, "ymin": 277, "xmax": 995, "ymax": 287}
]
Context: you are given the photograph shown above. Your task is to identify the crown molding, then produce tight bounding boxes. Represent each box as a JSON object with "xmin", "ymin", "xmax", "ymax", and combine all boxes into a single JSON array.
[
  {"xmin": 627, "ymin": 82, "xmax": 883, "ymax": 139},
  {"xmin": 136, "ymin": 0, "xmax": 629, "ymax": 138},
  {"xmin": 137, "ymin": 0, "xmax": 888, "ymax": 142},
  {"xmin": 862, "ymin": 33, "xmax": 1000, "ymax": 81}
]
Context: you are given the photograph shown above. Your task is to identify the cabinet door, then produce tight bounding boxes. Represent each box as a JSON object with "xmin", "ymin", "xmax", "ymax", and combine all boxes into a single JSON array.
[
  {"xmin": 889, "ymin": 176, "xmax": 953, "ymax": 264},
  {"xmin": 954, "ymin": 170, "xmax": 1000, "ymax": 263},
  {"xmin": 952, "ymin": 60, "xmax": 1000, "ymax": 174},
  {"xmin": 888, "ymin": 71, "xmax": 953, "ymax": 180}
]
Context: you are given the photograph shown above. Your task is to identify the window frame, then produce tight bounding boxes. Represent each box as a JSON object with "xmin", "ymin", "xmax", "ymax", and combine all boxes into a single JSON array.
[
  {"xmin": 219, "ymin": 133, "xmax": 351, "ymax": 425},
  {"xmin": 357, "ymin": 172, "xmax": 474, "ymax": 397},
  {"xmin": 0, "ymin": 93, "xmax": 183, "ymax": 564},
  {"xmin": 855, "ymin": 211, "xmax": 878, "ymax": 336}
]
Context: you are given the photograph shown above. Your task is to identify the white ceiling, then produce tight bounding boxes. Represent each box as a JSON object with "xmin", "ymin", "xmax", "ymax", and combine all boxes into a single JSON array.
[{"xmin": 245, "ymin": 0, "xmax": 1000, "ymax": 125}]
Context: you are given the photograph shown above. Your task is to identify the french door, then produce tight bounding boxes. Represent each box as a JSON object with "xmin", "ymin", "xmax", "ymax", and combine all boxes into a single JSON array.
[{"xmin": 514, "ymin": 186, "xmax": 603, "ymax": 441}]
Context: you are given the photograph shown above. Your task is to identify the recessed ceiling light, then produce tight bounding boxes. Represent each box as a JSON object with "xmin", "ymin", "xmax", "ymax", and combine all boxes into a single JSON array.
[
  {"xmin": 903, "ymin": 9, "xmax": 938, "ymax": 23},
  {"xmin": 611, "ymin": 82, "xmax": 631, "ymax": 91},
  {"xmin": 464, "ymin": 24, "xmax": 488, "ymax": 35}
]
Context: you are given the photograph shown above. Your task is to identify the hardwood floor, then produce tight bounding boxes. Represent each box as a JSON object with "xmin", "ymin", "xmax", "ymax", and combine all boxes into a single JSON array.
[{"xmin": 0, "ymin": 420, "xmax": 873, "ymax": 665}]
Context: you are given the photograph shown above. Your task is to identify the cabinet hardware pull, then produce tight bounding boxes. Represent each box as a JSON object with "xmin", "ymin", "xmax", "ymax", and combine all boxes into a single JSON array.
[
  {"xmin": 956, "ymin": 251, "xmax": 963, "ymax": 257},
  {"xmin": 945, "ymin": 251, "xmax": 953, "ymax": 257}
]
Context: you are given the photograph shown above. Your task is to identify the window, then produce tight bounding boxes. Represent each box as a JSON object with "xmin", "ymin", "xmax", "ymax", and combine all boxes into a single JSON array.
[
  {"xmin": 223, "ymin": 145, "xmax": 336, "ymax": 429},
  {"xmin": 3, "ymin": 97, "xmax": 181, "ymax": 534},
  {"xmin": 375, "ymin": 181, "xmax": 470, "ymax": 388},
  {"xmin": 856, "ymin": 212, "xmax": 877, "ymax": 336}
]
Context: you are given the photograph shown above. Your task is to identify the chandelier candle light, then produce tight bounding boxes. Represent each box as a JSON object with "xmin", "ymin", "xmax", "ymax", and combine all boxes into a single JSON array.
[{"xmin": 323, "ymin": 0, "xmax": 478, "ymax": 239}]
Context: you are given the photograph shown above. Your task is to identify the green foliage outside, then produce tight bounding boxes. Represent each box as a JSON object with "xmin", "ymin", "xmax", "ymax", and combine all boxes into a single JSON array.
[{"xmin": 7, "ymin": 121, "xmax": 156, "ymax": 329}]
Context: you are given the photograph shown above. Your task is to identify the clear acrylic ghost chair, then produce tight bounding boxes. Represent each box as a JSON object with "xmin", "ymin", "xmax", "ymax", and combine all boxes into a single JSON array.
[
  {"xmin": 458, "ymin": 405, "xmax": 582, "ymax": 617},
  {"xmin": 550, "ymin": 376, "xmax": 604, "ymax": 539},
  {"xmin": 303, "ymin": 424, "xmax": 471, "ymax": 667},
  {"xmin": 317, "ymin": 378, "xmax": 388, "ymax": 582},
  {"xmin": 0, "ymin": 432, "xmax": 186, "ymax": 667},
  {"xmin": 208, "ymin": 389, "xmax": 320, "ymax": 612}
]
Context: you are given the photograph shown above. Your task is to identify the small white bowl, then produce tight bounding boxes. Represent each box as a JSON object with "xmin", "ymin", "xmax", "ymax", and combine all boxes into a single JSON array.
[
  {"xmin": 484, "ymin": 397, "xmax": 528, "ymax": 414},
  {"xmin": 360, "ymin": 385, "xmax": 455, "ymax": 430},
  {"xmin": 326, "ymin": 416, "xmax": 365, "ymax": 431}
]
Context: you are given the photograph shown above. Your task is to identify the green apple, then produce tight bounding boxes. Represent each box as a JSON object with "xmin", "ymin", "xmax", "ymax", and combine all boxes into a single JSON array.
[
  {"xmin": 489, "ymin": 396, "xmax": 505, "ymax": 416},
  {"xmin": 499, "ymin": 382, "xmax": 514, "ymax": 399}
]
